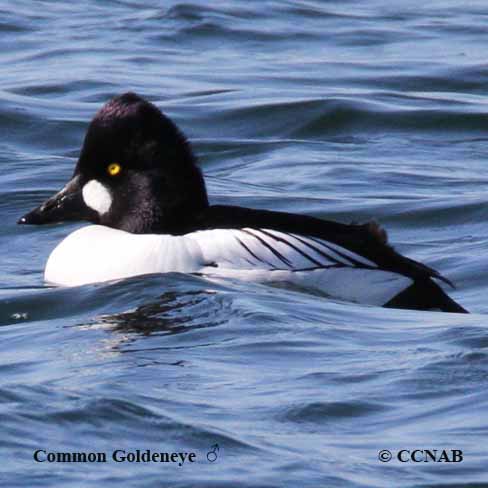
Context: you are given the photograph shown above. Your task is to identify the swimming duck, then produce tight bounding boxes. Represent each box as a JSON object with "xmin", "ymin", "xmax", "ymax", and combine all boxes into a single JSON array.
[{"xmin": 18, "ymin": 92, "xmax": 468, "ymax": 313}]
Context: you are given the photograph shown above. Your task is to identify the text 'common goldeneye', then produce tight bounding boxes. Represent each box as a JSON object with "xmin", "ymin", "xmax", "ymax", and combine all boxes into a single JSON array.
[{"xmin": 18, "ymin": 92, "xmax": 468, "ymax": 313}]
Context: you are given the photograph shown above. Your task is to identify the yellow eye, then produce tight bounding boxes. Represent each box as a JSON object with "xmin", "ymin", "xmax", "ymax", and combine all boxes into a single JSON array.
[{"xmin": 107, "ymin": 163, "xmax": 121, "ymax": 176}]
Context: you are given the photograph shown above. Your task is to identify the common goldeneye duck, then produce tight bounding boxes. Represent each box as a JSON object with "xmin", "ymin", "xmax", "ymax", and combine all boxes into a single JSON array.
[{"xmin": 18, "ymin": 92, "xmax": 468, "ymax": 313}]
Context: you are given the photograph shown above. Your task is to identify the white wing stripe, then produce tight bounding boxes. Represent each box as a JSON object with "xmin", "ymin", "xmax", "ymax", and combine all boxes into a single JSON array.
[
  {"xmin": 306, "ymin": 235, "xmax": 369, "ymax": 267},
  {"xmin": 241, "ymin": 229, "xmax": 293, "ymax": 268},
  {"xmin": 234, "ymin": 234, "xmax": 277, "ymax": 268},
  {"xmin": 285, "ymin": 232, "xmax": 351, "ymax": 266},
  {"xmin": 295, "ymin": 233, "xmax": 378, "ymax": 268},
  {"xmin": 258, "ymin": 229, "xmax": 333, "ymax": 268},
  {"xmin": 189, "ymin": 227, "xmax": 378, "ymax": 271}
]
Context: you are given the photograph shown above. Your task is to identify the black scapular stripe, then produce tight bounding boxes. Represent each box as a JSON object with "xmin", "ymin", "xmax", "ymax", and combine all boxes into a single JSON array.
[
  {"xmin": 286, "ymin": 233, "xmax": 349, "ymax": 267},
  {"xmin": 241, "ymin": 229, "xmax": 293, "ymax": 268},
  {"xmin": 306, "ymin": 235, "xmax": 376, "ymax": 269},
  {"xmin": 235, "ymin": 235, "xmax": 276, "ymax": 268},
  {"xmin": 257, "ymin": 229, "xmax": 325, "ymax": 267}
]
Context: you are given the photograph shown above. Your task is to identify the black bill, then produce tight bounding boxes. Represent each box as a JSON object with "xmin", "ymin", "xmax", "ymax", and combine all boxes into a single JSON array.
[{"xmin": 18, "ymin": 175, "xmax": 97, "ymax": 225}]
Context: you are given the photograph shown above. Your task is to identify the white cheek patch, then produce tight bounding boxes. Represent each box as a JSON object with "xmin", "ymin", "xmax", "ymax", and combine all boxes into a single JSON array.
[{"xmin": 82, "ymin": 180, "xmax": 112, "ymax": 215}]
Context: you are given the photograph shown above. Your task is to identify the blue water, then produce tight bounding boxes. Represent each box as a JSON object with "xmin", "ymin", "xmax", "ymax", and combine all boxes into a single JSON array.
[{"xmin": 1, "ymin": 1, "xmax": 488, "ymax": 486}]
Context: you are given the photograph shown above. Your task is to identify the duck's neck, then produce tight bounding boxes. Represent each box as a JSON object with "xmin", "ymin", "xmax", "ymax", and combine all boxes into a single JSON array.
[{"xmin": 108, "ymin": 167, "xmax": 209, "ymax": 235}]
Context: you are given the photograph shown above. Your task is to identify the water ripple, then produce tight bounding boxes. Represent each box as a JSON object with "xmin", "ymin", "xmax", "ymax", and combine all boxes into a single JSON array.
[{"xmin": 1, "ymin": 1, "xmax": 487, "ymax": 487}]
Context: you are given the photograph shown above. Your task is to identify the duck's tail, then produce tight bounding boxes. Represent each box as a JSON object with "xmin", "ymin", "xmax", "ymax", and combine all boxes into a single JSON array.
[{"xmin": 385, "ymin": 279, "xmax": 468, "ymax": 313}]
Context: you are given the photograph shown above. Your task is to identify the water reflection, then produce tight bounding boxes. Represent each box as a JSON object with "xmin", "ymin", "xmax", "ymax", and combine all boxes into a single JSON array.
[{"xmin": 96, "ymin": 289, "xmax": 228, "ymax": 337}]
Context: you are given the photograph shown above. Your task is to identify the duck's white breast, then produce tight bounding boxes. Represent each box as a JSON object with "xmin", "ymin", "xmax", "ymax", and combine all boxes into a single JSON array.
[{"xmin": 45, "ymin": 225, "xmax": 205, "ymax": 286}]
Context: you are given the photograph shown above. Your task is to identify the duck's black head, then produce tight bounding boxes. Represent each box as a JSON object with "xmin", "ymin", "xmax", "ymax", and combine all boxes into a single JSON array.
[{"xmin": 18, "ymin": 92, "xmax": 209, "ymax": 234}]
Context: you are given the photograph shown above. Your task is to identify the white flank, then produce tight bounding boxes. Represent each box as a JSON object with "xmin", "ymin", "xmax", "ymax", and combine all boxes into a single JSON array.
[
  {"xmin": 200, "ymin": 267, "xmax": 413, "ymax": 306},
  {"xmin": 82, "ymin": 180, "xmax": 112, "ymax": 215}
]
